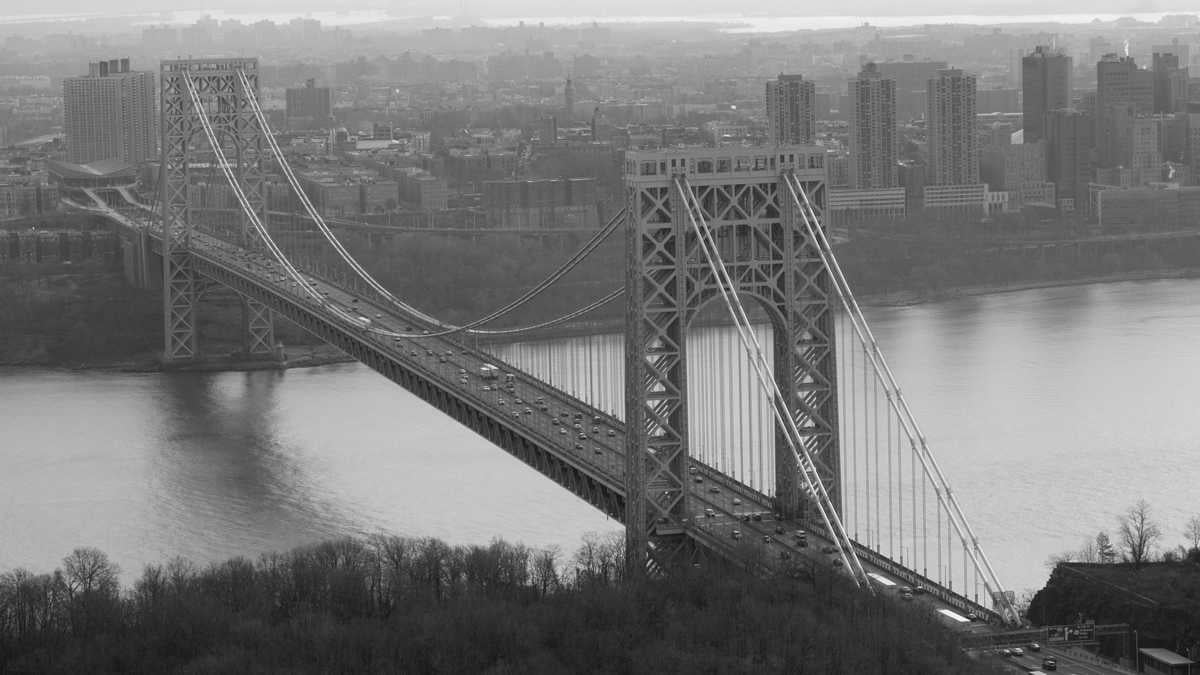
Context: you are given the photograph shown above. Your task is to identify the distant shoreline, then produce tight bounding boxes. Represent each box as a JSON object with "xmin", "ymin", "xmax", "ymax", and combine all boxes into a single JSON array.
[
  {"xmin": 0, "ymin": 9, "xmax": 1190, "ymax": 31},
  {"xmin": 482, "ymin": 266, "xmax": 1200, "ymax": 343},
  {"xmin": 4, "ymin": 268, "xmax": 1198, "ymax": 374}
]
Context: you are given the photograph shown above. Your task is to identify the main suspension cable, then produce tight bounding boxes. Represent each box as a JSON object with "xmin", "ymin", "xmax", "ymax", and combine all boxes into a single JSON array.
[{"xmin": 237, "ymin": 68, "xmax": 624, "ymax": 338}]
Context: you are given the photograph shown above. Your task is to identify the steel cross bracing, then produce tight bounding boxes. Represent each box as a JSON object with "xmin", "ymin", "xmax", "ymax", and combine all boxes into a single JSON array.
[
  {"xmin": 675, "ymin": 174, "xmax": 871, "ymax": 589},
  {"xmin": 160, "ymin": 58, "xmax": 271, "ymax": 362},
  {"xmin": 782, "ymin": 172, "xmax": 1020, "ymax": 625},
  {"xmin": 623, "ymin": 149, "xmax": 839, "ymax": 575}
]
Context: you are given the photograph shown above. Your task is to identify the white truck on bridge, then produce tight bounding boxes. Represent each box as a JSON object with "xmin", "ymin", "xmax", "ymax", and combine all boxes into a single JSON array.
[{"xmin": 479, "ymin": 364, "xmax": 500, "ymax": 380}]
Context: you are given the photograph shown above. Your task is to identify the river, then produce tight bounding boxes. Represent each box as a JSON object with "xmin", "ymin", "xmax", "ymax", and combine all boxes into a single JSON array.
[{"xmin": 3, "ymin": 277, "xmax": 1199, "ymax": 595}]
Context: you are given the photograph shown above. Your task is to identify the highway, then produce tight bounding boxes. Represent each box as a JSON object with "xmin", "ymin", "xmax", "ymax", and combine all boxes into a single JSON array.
[
  {"xmin": 82, "ymin": 191, "xmax": 1008, "ymax": 632},
  {"xmin": 977, "ymin": 644, "xmax": 1133, "ymax": 675}
]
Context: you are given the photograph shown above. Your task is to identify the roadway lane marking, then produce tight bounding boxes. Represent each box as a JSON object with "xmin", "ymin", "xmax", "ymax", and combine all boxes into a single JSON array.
[{"xmin": 938, "ymin": 609, "xmax": 970, "ymax": 623}]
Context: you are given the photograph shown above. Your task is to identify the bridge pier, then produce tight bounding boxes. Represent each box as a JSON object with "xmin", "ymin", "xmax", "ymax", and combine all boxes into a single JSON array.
[
  {"xmin": 240, "ymin": 297, "xmax": 276, "ymax": 357},
  {"xmin": 162, "ymin": 250, "xmax": 201, "ymax": 363}
]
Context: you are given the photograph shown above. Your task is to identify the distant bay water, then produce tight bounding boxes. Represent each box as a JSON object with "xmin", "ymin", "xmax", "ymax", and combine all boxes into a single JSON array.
[{"xmin": 0, "ymin": 9, "xmax": 1189, "ymax": 30}]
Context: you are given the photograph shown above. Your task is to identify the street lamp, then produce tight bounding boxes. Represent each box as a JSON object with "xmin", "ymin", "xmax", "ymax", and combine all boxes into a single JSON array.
[{"xmin": 1134, "ymin": 630, "xmax": 1139, "ymax": 671}]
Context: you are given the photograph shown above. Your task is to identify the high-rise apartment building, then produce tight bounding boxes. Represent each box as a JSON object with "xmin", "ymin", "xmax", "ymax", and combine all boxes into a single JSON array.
[
  {"xmin": 765, "ymin": 74, "xmax": 815, "ymax": 145},
  {"xmin": 848, "ymin": 62, "xmax": 897, "ymax": 189},
  {"xmin": 1021, "ymin": 46, "xmax": 1072, "ymax": 143},
  {"xmin": 926, "ymin": 69, "xmax": 978, "ymax": 185},
  {"xmin": 285, "ymin": 79, "xmax": 332, "ymax": 128},
  {"xmin": 1095, "ymin": 54, "xmax": 1154, "ymax": 168},
  {"xmin": 1045, "ymin": 109, "xmax": 1094, "ymax": 210},
  {"xmin": 62, "ymin": 58, "xmax": 156, "ymax": 165},
  {"xmin": 1152, "ymin": 51, "xmax": 1189, "ymax": 114}
]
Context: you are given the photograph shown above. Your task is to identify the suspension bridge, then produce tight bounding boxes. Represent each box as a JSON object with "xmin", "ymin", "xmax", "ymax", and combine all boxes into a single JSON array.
[{"xmin": 68, "ymin": 58, "xmax": 1021, "ymax": 629}]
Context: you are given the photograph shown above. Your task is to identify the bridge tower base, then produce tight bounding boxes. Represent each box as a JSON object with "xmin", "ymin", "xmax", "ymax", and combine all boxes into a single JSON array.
[{"xmin": 241, "ymin": 297, "xmax": 277, "ymax": 358}]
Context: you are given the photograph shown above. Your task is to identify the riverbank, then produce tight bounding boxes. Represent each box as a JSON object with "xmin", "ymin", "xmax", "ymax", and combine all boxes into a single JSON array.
[
  {"xmin": 858, "ymin": 266, "xmax": 1200, "ymax": 308},
  {"xmin": 6, "ymin": 264, "xmax": 1200, "ymax": 371},
  {"xmin": 481, "ymin": 266, "xmax": 1200, "ymax": 343},
  {"xmin": 0, "ymin": 343, "xmax": 355, "ymax": 373}
]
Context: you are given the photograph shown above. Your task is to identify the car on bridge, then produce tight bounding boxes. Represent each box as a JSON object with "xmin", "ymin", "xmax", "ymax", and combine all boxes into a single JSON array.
[{"xmin": 1041, "ymin": 656, "xmax": 1056, "ymax": 670}]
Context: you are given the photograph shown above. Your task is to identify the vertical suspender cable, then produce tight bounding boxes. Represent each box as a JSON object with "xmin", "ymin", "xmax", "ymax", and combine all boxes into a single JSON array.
[
  {"xmin": 922, "ymin": 465, "xmax": 929, "ymax": 577},
  {"xmin": 849, "ymin": 318, "xmax": 857, "ymax": 537},
  {"xmin": 873, "ymin": 353, "xmax": 881, "ymax": 551},
  {"xmin": 787, "ymin": 174, "xmax": 1016, "ymax": 623},
  {"xmin": 887, "ymin": 390, "xmax": 894, "ymax": 559}
]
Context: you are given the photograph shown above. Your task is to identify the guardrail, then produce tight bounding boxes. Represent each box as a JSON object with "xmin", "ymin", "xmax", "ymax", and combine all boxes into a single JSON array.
[
  {"xmin": 845, "ymin": 540, "xmax": 1003, "ymax": 623},
  {"xmin": 1061, "ymin": 646, "xmax": 1138, "ymax": 674}
]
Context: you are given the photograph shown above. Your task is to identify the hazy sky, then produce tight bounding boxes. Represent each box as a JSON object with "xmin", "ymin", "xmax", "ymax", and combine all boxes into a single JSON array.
[{"xmin": 1, "ymin": 0, "xmax": 1191, "ymax": 21}]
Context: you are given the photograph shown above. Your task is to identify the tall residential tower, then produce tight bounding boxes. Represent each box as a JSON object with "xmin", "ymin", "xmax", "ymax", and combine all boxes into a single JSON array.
[
  {"xmin": 62, "ymin": 58, "xmax": 156, "ymax": 164},
  {"xmin": 927, "ymin": 68, "xmax": 978, "ymax": 185},
  {"xmin": 766, "ymin": 74, "xmax": 815, "ymax": 145},
  {"xmin": 1021, "ymin": 46, "xmax": 1072, "ymax": 143},
  {"xmin": 848, "ymin": 62, "xmax": 898, "ymax": 189},
  {"xmin": 1095, "ymin": 54, "xmax": 1153, "ymax": 168}
]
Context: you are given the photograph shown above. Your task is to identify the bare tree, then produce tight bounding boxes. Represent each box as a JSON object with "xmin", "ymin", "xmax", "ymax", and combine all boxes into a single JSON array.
[
  {"xmin": 531, "ymin": 546, "xmax": 560, "ymax": 596},
  {"xmin": 1184, "ymin": 515, "xmax": 1200, "ymax": 552},
  {"xmin": 61, "ymin": 547, "xmax": 119, "ymax": 599},
  {"xmin": 1118, "ymin": 499, "xmax": 1162, "ymax": 567},
  {"xmin": 1077, "ymin": 537, "xmax": 1099, "ymax": 563},
  {"xmin": 1096, "ymin": 532, "xmax": 1116, "ymax": 564}
]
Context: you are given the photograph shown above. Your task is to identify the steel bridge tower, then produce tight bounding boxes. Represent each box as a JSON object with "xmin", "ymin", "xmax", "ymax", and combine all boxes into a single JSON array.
[
  {"xmin": 160, "ymin": 58, "xmax": 275, "ymax": 363},
  {"xmin": 623, "ymin": 146, "xmax": 838, "ymax": 572}
]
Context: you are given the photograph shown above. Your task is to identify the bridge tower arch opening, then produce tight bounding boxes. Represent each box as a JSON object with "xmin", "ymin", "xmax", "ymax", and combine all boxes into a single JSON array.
[
  {"xmin": 623, "ymin": 146, "xmax": 839, "ymax": 574},
  {"xmin": 684, "ymin": 292, "xmax": 781, "ymax": 497},
  {"xmin": 160, "ymin": 58, "xmax": 273, "ymax": 363}
]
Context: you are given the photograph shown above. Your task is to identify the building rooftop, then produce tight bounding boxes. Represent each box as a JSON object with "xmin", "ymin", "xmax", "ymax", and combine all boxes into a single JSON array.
[
  {"xmin": 46, "ymin": 158, "xmax": 136, "ymax": 179},
  {"xmin": 1140, "ymin": 648, "xmax": 1195, "ymax": 666}
]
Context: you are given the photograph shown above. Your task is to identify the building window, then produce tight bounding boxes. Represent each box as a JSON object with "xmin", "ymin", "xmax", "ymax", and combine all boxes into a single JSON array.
[
  {"xmin": 697, "ymin": 159, "xmax": 713, "ymax": 173},
  {"xmin": 717, "ymin": 158, "xmax": 731, "ymax": 173},
  {"xmin": 640, "ymin": 161, "xmax": 657, "ymax": 176}
]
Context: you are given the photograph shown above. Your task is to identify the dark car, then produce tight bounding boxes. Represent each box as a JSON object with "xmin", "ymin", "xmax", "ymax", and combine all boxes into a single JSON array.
[{"xmin": 1042, "ymin": 657, "xmax": 1057, "ymax": 671}]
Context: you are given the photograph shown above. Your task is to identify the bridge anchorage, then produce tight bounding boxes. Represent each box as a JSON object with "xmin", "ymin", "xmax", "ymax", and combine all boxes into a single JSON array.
[{"xmin": 85, "ymin": 56, "xmax": 1021, "ymax": 627}]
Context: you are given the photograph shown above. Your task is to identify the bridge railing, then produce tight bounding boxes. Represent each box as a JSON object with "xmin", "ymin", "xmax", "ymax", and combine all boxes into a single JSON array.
[
  {"xmin": 848, "ymin": 539, "xmax": 1002, "ymax": 624},
  {"xmin": 796, "ymin": 514, "xmax": 1002, "ymax": 624}
]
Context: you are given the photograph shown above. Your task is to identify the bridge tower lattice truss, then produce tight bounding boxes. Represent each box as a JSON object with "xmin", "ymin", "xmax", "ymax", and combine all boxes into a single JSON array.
[
  {"xmin": 160, "ymin": 58, "xmax": 275, "ymax": 362},
  {"xmin": 624, "ymin": 148, "xmax": 838, "ymax": 571}
]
